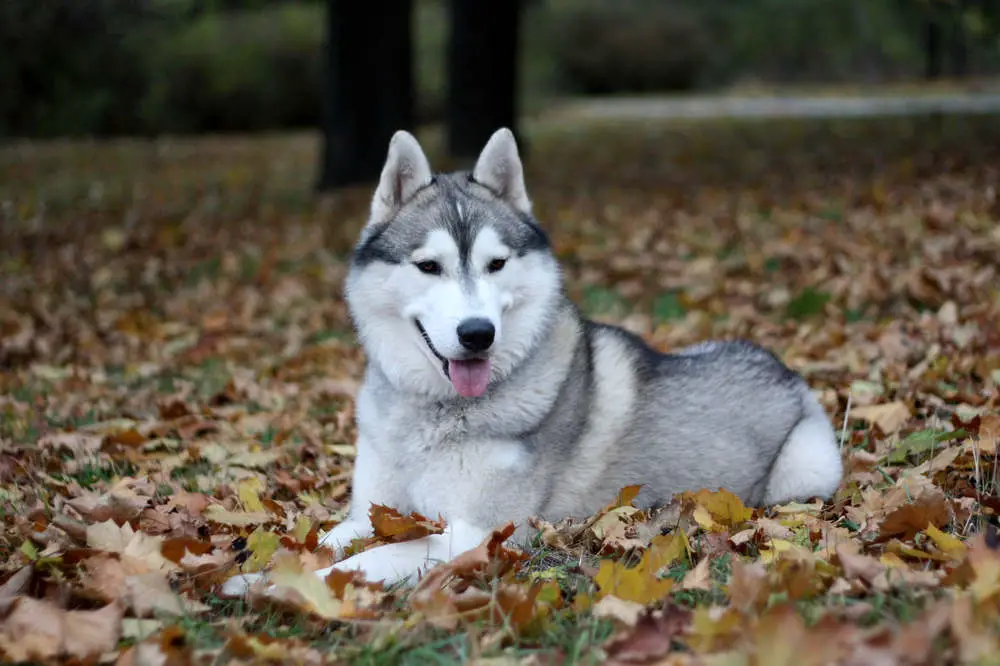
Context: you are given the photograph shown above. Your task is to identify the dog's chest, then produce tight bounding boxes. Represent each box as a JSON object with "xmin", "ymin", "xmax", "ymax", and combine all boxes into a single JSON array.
[{"xmin": 376, "ymin": 405, "xmax": 541, "ymax": 524}]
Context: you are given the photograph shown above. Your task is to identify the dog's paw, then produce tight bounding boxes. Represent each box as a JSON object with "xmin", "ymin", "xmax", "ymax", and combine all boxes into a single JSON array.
[{"xmin": 322, "ymin": 546, "xmax": 421, "ymax": 587}]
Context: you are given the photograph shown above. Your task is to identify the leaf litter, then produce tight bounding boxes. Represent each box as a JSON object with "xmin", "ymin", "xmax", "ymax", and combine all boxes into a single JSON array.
[{"xmin": 1, "ymin": 114, "xmax": 1000, "ymax": 663}]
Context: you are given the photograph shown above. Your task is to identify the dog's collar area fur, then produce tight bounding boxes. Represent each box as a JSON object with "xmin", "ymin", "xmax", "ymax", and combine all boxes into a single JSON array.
[{"xmin": 414, "ymin": 319, "xmax": 450, "ymax": 379}]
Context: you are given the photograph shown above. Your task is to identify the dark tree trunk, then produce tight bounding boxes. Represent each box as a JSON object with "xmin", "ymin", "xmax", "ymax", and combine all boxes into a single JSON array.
[
  {"xmin": 949, "ymin": 0, "xmax": 970, "ymax": 77},
  {"xmin": 924, "ymin": 15, "xmax": 944, "ymax": 80},
  {"xmin": 446, "ymin": 0, "xmax": 523, "ymax": 161},
  {"xmin": 316, "ymin": 0, "xmax": 414, "ymax": 191}
]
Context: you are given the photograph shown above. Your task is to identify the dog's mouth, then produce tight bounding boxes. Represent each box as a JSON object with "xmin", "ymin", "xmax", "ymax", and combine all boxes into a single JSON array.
[{"xmin": 414, "ymin": 320, "xmax": 492, "ymax": 398}]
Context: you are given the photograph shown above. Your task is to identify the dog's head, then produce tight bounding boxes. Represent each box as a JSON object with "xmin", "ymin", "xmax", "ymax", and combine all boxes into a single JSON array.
[{"xmin": 346, "ymin": 128, "xmax": 562, "ymax": 399}]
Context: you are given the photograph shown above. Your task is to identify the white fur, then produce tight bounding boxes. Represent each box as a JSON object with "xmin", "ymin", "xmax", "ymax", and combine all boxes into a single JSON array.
[
  {"xmin": 345, "ymin": 228, "xmax": 560, "ymax": 401},
  {"xmin": 764, "ymin": 394, "xmax": 844, "ymax": 504}
]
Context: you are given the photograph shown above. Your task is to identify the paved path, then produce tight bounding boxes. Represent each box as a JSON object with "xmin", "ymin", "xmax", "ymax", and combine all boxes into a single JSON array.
[{"xmin": 548, "ymin": 91, "xmax": 1000, "ymax": 121}]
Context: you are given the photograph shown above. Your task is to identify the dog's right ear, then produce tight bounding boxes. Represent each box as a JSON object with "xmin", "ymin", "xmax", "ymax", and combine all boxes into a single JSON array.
[{"xmin": 369, "ymin": 130, "xmax": 433, "ymax": 226}]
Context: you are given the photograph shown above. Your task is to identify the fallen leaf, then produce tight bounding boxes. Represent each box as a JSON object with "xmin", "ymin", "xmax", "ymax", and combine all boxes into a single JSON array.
[
  {"xmin": 604, "ymin": 606, "xmax": 690, "ymax": 665},
  {"xmin": 0, "ymin": 597, "xmax": 122, "ymax": 662},
  {"xmin": 853, "ymin": 401, "xmax": 911, "ymax": 434},
  {"xmin": 369, "ymin": 504, "xmax": 447, "ymax": 543},
  {"xmin": 727, "ymin": 559, "xmax": 769, "ymax": 613},
  {"xmin": 681, "ymin": 556, "xmax": 713, "ymax": 591}
]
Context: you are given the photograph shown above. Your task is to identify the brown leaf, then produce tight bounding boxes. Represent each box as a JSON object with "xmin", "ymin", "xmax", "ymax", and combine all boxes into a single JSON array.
[
  {"xmin": 441, "ymin": 523, "xmax": 529, "ymax": 582},
  {"xmin": 128, "ymin": 571, "xmax": 208, "ymax": 617},
  {"xmin": 368, "ymin": 504, "xmax": 447, "ymax": 543},
  {"xmin": 853, "ymin": 401, "xmax": 911, "ymax": 434},
  {"xmin": 727, "ymin": 559, "xmax": 769, "ymax": 613},
  {"xmin": 878, "ymin": 493, "xmax": 951, "ymax": 541},
  {"xmin": 0, "ymin": 597, "xmax": 122, "ymax": 662},
  {"xmin": 0, "ymin": 567, "xmax": 33, "ymax": 600},
  {"xmin": 604, "ymin": 606, "xmax": 690, "ymax": 665},
  {"xmin": 835, "ymin": 544, "xmax": 885, "ymax": 586}
]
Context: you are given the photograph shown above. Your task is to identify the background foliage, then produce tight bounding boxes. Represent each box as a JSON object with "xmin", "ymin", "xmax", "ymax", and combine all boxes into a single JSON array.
[{"xmin": 2, "ymin": 0, "xmax": 999, "ymax": 138}]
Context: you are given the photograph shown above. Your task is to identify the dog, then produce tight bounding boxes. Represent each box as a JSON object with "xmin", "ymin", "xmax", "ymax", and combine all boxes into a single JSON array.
[{"xmin": 221, "ymin": 127, "xmax": 843, "ymax": 595}]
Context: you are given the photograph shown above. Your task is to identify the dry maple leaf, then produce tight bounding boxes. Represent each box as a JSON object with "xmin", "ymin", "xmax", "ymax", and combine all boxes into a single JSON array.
[
  {"xmin": 86, "ymin": 519, "xmax": 174, "ymax": 572},
  {"xmin": 594, "ymin": 547, "xmax": 675, "ymax": 605},
  {"xmin": 128, "ymin": 570, "xmax": 210, "ymax": 617},
  {"xmin": 223, "ymin": 630, "xmax": 325, "ymax": 665},
  {"xmin": 410, "ymin": 570, "xmax": 547, "ymax": 633},
  {"xmin": 437, "ymin": 522, "xmax": 528, "ymax": 582},
  {"xmin": 680, "ymin": 556, "xmax": 713, "ymax": 591},
  {"xmin": 0, "ymin": 597, "xmax": 123, "ymax": 662},
  {"xmin": 603, "ymin": 605, "xmax": 691, "ymax": 665},
  {"xmin": 726, "ymin": 559, "xmax": 769, "ymax": 613},
  {"xmin": 368, "ymin": 504, "xmax": 447, "ymax": 543},
  {"xmin": 877, "ymin": 492, "xmax": 951, "ymax": 542},
  {"xmin": 681, "ymin": 488, "xmax": 753, "ymax": 532},
  {"xmin": 835, "ymin": 544, "xmax": 886, "ymax": 589},
  {"xmin": 592, "ymin": 595, "xmax": 646, "ymax": 626},
  {"xmin": 852, "ymin": 401, "xmax": 911, "ymax": 434},
  {"xmin": 251, "ymin": 554, "xmax": 355, "ymax": 620},
  {"xmin": 116, "ymin": 625, "xmax": 192, "ymax": 666}
]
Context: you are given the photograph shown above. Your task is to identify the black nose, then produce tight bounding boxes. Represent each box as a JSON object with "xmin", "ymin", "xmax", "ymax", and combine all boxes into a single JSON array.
[{"xmin": 456, "ymin": 318, "xmax": 495, "ymax": 352}]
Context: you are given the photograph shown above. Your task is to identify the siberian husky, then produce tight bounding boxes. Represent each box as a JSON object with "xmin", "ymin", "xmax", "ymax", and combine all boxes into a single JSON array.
[{"xmin": 223, "ymin": 128, "xmax": 842, "ymax": 594}]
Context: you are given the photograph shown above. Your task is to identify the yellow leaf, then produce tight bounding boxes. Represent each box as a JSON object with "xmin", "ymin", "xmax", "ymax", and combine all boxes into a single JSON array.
[
  {"xmin": 267, "ymin": 555, "xmax": 343, "ymax": 620},
  {"xmin": 594, "ymin": 558, "xmax": 673, "ymax": 605},
  {"xmin": 291, "ymin": 515, "xmax": 312, "ymax": 544},
  {"xmin": 693, "ymin": 505, "xmax": 718, "ymax": 531},
  {"xmin": 238, "ymin": 478, "xmax": 266, "ymax": 513},
  {"xmin": 687, "ymin": 488, "xmax": 753, "ymax": 530},
  {"xmin": 593, "ymin": 531, "xmax": 685, "ymax": 606},
  {"xmin": 613, "ymin": 485, "xmax": 643, "ymax": 508},
  {"xmin": 19, "ymin": 540, "xmax": 38, "ymax": 561},
  {"xmin": 203, "ymin": 505, "xmax": 272, "ymax": 526},
  {"xmin": 925, "ymin": 524, "xmax": 966, "ymax": 562},
  {"xmin": 647, "ymin": 532, "xmax": 690, "ymax": 572},
  {"xmin": 245, "ymin": 528, "xmax": 280, "ymax": 572}
]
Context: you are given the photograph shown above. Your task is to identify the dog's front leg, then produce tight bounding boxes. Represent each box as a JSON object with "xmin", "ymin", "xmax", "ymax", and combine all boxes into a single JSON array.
[
  {"xmin": 317, "ymin": 436, "xmax": 405, "ymax": 555},
  {"xmin": 314, "ymin": 518, "xmax": 492, "ymax": 587}
]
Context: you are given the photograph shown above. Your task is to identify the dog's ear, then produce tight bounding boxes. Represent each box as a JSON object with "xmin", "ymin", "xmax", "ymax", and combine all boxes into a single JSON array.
[
  {"xmin": 472, "ymin": 128, "xmax": 531, "ymax": 215},
  {"xmin": 370, "ymin": 130, "xmax": 433, "ymax": 225}
]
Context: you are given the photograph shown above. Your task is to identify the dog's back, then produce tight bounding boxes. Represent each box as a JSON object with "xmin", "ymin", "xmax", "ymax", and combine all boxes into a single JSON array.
[{"xmin": 538, "ymin": 315, "xmax": 842, "ymax": 520}]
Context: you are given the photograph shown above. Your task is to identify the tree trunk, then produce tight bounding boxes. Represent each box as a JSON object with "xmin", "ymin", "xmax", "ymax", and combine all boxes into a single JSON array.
[
  {"xmin": 446, "ymin": 0, "xmax": 523, "ymax": 161},
  {"xmin": 924, "ymin": 14, "xmax": 944, "ymax": 80},
  {"xmin": 949, "ymin": 0, "xmax": 970, "ymax": 78},
  {"xmin": 316, "ymin": 0, "xmax": 414, "ymax": 191}
]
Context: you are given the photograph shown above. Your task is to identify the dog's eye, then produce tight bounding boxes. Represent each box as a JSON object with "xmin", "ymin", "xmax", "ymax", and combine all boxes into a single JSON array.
[
  {"xmin": 415, "ymin": 260, "xmax": 442, "ymax": 275},
  {"xmin": 487, "ymin": 258, "xmax": 507, "ymax": 273}
]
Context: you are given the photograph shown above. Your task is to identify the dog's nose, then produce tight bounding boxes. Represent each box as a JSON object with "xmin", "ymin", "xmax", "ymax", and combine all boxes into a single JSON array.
[{"xmin": 456, "ymin": 318, "xmax": 495, "ymax": 352}]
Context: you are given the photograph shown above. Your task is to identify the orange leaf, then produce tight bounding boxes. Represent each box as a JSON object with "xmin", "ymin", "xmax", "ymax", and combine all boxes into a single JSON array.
[{"xmin": 368, "ymin": 504, "xmax": 446, "ymax": 543}]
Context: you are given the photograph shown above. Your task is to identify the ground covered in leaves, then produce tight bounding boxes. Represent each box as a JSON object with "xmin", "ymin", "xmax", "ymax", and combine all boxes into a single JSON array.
[{"xmin": 1, "ymin": 114, "xmax": 999, "ymax": 665}]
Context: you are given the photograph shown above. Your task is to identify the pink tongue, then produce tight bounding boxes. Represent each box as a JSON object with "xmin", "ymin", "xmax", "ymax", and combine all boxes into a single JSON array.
[{"xmin": 449, "ymin": 358, "xmax": 492, "ymax": 397}]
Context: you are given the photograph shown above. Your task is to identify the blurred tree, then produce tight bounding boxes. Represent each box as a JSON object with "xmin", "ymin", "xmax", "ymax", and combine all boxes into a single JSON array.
[
  {"xmin": 316, "ymin": 0, "xmax": 414, "ymax": 190},
  {"xmin": 445, "ymin": 0, "xmax": 524, "ymax": 160}
]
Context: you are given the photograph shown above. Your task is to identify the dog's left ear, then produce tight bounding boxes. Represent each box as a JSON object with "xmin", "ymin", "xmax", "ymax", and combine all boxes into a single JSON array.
[{"xmin": 472, "ymin": 128, "xmax": 531, "ymax": 215}]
